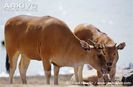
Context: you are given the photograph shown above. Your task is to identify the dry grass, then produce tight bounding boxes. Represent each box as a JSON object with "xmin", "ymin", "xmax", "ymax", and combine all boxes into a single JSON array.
[{"xmin": 0, "ymin": 75, "xmax": 126, "ymax": 87}]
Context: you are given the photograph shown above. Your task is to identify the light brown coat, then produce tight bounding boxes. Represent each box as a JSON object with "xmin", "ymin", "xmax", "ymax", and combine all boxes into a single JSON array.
[{"xmin": 5, "ymin": 16, "xmax": 108, "ymax": 85}]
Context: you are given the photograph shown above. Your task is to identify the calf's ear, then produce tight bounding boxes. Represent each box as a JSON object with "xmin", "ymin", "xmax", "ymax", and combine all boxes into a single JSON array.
[{"xmin": 117, "ymin": 42, "xmax": 126, "ymax": 50}]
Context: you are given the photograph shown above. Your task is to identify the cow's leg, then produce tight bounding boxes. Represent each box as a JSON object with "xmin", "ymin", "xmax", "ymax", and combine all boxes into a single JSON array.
[
  {"xmin": 97, "ymin": 70, "xmax": 110, "ymax": 85},
  {"xmin": 74, "ymin": 66, "xmax": 79, "ymax": 83},
  {"xmin": 110, "ymin": 67, "xmax": 116, "ymax": 82},
  {"xmin": 19, "ymin": 54, "xmax": 30, "ymax": 84},
  {"xmin": 8, "ymin": 51, "xmax": 19, "ymax": 84},
  {"xmin": 43, "ymin": 61, "xmax": 51, "ymax": 84},
  {"xmin": 78, "ymin": 65, "xmax": 84, "ymax": 84},
  {"xmin": 110, "ymin": 72, "xmax": 115, "ymax": 82},
  {"xmin": 97, "ymin": 71, "xmax": 103, "ymax": 84},
  {"xmin": 54, "ymin": 65, "xmax": 60, "ymax": 85}
]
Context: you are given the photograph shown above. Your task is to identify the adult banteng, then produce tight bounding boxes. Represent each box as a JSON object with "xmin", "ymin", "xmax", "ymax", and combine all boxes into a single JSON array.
[{"xmin": 5, "ymin": 15, "xmax": 109, "ymax": 85}]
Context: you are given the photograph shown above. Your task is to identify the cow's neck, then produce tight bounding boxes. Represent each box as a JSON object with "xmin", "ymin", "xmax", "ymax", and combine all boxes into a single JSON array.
[{"xmin": 63, "ymin": 43, "xmax": 101, "ymax": 70}]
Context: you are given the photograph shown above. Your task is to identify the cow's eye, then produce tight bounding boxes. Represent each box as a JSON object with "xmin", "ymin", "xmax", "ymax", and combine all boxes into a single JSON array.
[{"xmin": 97, "ymin": 52, "xmax": 104, "ymax": 57}]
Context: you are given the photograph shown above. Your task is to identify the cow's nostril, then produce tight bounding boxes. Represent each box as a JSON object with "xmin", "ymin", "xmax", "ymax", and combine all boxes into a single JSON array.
[
  {"xmin": 108, "ymin": 68, "xmax": 111, "ymax": 72},
  {"xmin": 107, "ymin": 62, "xmax": 112, "ymax": 66}
]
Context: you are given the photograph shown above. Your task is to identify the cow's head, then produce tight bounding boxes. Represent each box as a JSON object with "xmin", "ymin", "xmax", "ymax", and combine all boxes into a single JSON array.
[
  {"xmin": 101, "ymin": 42, "xmax": 126, "ymax": 72},
  {"xmin": 80, "ymin": 40, "xmax": 110, "ymax": 77}
]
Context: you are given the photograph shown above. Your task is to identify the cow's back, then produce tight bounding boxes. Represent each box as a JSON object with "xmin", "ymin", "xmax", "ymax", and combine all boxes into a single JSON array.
[
  {"xmin": 5, "ymin": 15, "xmax": 75, "ymax": 60},
  {"xmin": 74, "ymin": 24, "xmax": 115, "ymax": 45}
]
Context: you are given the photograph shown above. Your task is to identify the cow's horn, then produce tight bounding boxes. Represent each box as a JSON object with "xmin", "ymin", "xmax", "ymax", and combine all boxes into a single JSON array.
[{"xmin": 87, "ymin": 39, "xmax": 96, "ymax": 46}]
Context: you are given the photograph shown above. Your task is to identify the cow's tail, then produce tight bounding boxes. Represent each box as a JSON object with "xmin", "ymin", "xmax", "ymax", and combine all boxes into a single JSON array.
[
  {"xmin": 5, "ymin": 54, "xmax": 10, "ymax": 73},
  {"xmin": 1, "ymin": 41, "xmax": 4, "ymax": 46},
  {"xmin": 1, "ymin": 41, "xmax": 10, "ymax": 73}
]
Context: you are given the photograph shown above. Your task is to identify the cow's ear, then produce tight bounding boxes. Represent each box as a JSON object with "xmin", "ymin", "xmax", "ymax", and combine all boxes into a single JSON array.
[
  {"xmin": 80, "ymin": 40, "xmax": 91, "ymax": 51},
  {"xmin": 117, "ymin": 42, "xmax": 126, "ymax": 50}
]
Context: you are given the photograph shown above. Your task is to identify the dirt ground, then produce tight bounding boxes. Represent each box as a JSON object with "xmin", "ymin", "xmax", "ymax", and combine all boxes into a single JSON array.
[{"xmin": 0, "ymin": 75, "xmax": 127, "ymax": 87}]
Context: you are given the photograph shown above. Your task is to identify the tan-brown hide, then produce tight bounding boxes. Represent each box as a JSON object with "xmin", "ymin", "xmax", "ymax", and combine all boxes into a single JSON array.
[
  {"xmin": 74, "ymin": 24, "xmax": 125, "ymax": 81},
  {"xmin": 5, "ymin": 15, "xmax": 107, "ymax": 84}
]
